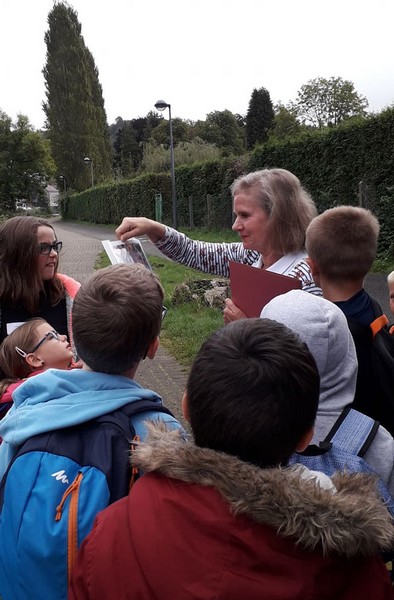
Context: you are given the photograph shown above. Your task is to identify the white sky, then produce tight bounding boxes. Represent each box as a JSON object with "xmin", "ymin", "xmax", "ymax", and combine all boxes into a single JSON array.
[{"xmin": 2, "ymin": 0, "xmax": 394, "ymax": 129}]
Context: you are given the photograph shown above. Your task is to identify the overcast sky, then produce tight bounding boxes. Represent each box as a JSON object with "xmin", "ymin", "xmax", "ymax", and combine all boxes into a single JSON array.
[{"xmin": 2, "ymin": 0, "xmax": 394, "ymax": 129}]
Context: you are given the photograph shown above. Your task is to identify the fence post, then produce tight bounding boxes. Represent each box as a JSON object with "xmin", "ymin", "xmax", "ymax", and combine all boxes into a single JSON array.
[
  {"xmin": 155, "ymin": 192, "xmax": 163, "ymax": 222},
  {"xmin": 359, "ymin": 181, "xmax": 368, "ymax": 208},
  {"xmin": 188, "ymin": 196, "xmax": 194, "ymax": 229}
]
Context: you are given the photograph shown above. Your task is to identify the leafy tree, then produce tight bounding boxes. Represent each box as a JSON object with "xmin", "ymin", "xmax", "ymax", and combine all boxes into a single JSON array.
[
  {"xmin": 0, "ymin": 112, "xmax": 55, "ymax": 212},
  {"xmin": 268, "ymin": 103, "xmax": 304, "ymax": 142},
  {"xmin": 43, "ymin": 2, "xmax": 112, "ymax": 190},
  {"xmin": 150, "ymin": 117, "xmax": 191, "ymax": 146},
  {"xmin": 294, "ymin": 76, "xmax": 368, "ymax": 128},
  {"xmin": 194, "ymin": 110, "xmax": 245, "ymax": 156},
  {"xmin": 245, "ymin": 87, "xmax": 275, "ymax": 149},
  {"xmin": 113, "ymin": 121, "xmax": 139, "ymax": 178},
  {"xmin": 111, "ymin": 113, "xmax": 163, "ymax": 177}
]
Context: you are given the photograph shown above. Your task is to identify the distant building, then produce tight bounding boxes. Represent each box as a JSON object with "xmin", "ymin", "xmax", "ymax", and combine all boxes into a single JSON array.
[{"xmin": 45, "ymin": 185, "xmax": 60, "ymax": 210}]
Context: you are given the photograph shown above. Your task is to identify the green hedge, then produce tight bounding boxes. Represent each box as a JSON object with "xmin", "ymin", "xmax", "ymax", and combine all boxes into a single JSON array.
[{"xmin": 63, "ymin": 108, "xmax": 394, "ymax": 254}]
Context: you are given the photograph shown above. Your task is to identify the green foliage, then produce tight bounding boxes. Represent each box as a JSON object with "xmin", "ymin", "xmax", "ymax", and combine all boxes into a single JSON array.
[
  {"xmin": 293, "ymin": 76, "xmax": 368, "ymax": 128},
  {"xmin": 150, "ymin": 117, "xmax": 191, "ymax": 146},
  {"xmin": 141, "ymin": 138, "xmax": 221, "ymax": 173},
  {"xmin": 0, "ymin": 112, "xmax": 54, "ymax": 212},
  {"xmin": 64, "ymin": 107, "xmax": 394, "ymax": 259},
  {"xmin": 112, "ymin": 113, "xmax": 163, "ymax": 178},
  {"xmin": 149, "ymin": 256, "xmax": 223, "ymax": 366},
  {"xmin": 268, "ymin": 103, "xmax": 304, "ymax": 142},
  {"xmin": 193, "ymin": 110, "xmax": 245, "ymax": 156},
  {"xmin": 246, "ymin": 87, "xmax": 275, "ymax": 149},
  {"xmin": 375, "ymin": 191, "xmax": 394, "ymax": 257},
  {"xmin": 43, "ymin": 2, "xmax": 112, "ymax": 191}
]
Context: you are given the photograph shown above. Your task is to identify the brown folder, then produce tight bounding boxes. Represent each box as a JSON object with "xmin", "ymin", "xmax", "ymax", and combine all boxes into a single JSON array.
[{"xmin": 229, "ymin": 260, "xmax": 302, "ymax": 318}]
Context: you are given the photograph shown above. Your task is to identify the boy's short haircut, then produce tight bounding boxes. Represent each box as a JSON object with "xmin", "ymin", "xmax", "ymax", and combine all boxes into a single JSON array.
[
  {"xmin": 387, "ymin": 271, "xmax": 394, "ymax": 285},
  {"xmin": 72, "ymin": 264, "xmax": 164, "ymax": 374},
  {"xmin": 186, "ymin": 318, "xmax": 319, "ymax": 468},
  {"xmin": 306, "ymin": 206, "xmax": 379, "ymax": 281}
]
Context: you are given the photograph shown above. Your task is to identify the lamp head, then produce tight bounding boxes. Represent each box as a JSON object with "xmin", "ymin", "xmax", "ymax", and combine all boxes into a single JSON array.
[
  {"xmin": 154, "ymin": 99, "xmax": 170, "ymax": 112},
  {"xmin": 83, "ymin": 156, "xmax": 92, "ymax": 164}
]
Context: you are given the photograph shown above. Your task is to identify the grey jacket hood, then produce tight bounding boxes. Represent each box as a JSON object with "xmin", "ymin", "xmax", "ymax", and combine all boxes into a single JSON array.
[
  {"xmin": 261, "ymin": 290, "xmax": 394, "ymax": 497},
  {"xmin": 261, "ymin": 290, "xmax": 357, "ymax": 443},
  {"xmin": 132, "ymin": 422, "xmax": 394, "ymax": 558}
]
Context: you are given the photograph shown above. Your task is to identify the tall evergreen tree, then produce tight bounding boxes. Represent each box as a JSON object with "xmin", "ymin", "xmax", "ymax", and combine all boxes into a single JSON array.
[
  {"xmin": 43, "ymin": 2, "xmax": 112, "ymax": 191},
  {"xmin": 246, "ymin": 87, "xmax": 275, "ymax": 149}
]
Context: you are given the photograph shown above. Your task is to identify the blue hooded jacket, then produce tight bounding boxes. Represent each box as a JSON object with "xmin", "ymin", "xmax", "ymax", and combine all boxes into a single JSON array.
[
  {"xmin": 0, "ymin": 368, "xmax": 182, "ymax": 600},
  {"xmin": 0, "ymin": 368, "xmax": 181, "ymax": 480}
]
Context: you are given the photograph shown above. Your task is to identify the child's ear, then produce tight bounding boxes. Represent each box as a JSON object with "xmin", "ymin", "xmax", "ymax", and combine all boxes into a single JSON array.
[
  {"xmin": 306, "ymin": 257, "xmax": 319, "ymax": 278},
  {"xmin": 295, "ymin": 426, "xmax": 314, "ymax": 452},
  {"xmin": 181, "ymin": 390, "xmax": 190, "ymax": 423},
  {"xmin": 145, "ymin": 336, "xmax": 159, "ymax": 360},
  {"xmin": 25, "ymin": 353, "xmax": 44, "ymax": 370}
]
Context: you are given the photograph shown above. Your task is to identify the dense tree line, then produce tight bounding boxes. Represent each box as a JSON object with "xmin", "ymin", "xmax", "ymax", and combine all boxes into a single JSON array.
[{"xmin": 0, "ymin": 0, "xmax": 381, "ymax": 214}]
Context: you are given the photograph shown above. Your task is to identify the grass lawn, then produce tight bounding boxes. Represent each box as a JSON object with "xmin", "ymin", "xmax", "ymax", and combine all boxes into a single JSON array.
[{"xmin": 97, "ymin": 228, "xmax": 234, "ymax": 366}]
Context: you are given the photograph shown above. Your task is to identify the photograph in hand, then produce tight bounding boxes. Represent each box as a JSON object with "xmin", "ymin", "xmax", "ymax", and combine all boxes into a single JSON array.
[{"xmin": 102, "ymin": 238, "xmax": 152, "ymax": 270}]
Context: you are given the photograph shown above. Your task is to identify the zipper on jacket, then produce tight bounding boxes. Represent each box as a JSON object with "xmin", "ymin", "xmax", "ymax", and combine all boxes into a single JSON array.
[{"xmin": 55, "ymin": 471, "xmax": 83, "ymax": 581}]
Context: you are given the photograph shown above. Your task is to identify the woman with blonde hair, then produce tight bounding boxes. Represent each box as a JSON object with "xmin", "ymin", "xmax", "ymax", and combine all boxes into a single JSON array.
[{"xmin": 116, "ymin": 168, "xmax": 321, "ymax": 321}]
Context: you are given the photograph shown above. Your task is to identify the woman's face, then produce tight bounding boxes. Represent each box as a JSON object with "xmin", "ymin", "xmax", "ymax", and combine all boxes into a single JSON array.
[
  {"xmin": 37, "ymin": 225, "xmax": 58, "ymax": 281},
  {"xmin": 32, "ymin": 321, "xmax": 73, "ymax": 369},
  {"xmin": 232, "ymin": 190, "xmax": 270, "ymax": 255}
]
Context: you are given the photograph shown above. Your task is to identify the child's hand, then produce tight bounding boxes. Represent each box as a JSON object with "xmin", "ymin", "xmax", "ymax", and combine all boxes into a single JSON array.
[{"xmin": 223, "ymin": 299, "xmax": 247, "ymax": 324}]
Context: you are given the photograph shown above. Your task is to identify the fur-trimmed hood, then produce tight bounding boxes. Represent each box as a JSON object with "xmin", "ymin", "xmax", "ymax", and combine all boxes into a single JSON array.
[{"xmin": 132, "ymin": 422, "xmax": 394, "ymax": 559}]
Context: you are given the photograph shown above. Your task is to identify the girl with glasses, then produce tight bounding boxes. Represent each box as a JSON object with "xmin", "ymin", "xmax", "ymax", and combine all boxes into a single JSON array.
[
  {"xmin": 0, "ymin": 216, "xmax": 80, "ymax": 362},
  {"xmin": 0, "ymin": 318, "xmax": 74, "ymax": 428}
]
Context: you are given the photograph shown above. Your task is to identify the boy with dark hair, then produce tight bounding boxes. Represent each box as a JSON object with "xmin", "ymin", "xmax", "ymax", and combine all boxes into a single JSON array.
[
  {"xmin": 305, "ymin": 206, "xmax": 393, "ymax": 429},
  {"xmin": 0, "ymin": 264, "xmax": 181, "ymax": 600},
  {"xmin": 70, "ymin": 319, "xmax": 394, "ymax": 600}
]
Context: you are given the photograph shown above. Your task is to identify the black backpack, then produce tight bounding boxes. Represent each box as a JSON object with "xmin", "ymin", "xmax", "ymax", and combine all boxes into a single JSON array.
[{"xmin": 347, "ymin": 297, "xmax": 394, "ymax": 436}]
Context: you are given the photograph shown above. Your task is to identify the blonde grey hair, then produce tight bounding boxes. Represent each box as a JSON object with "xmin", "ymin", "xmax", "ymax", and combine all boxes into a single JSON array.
[{"xmin": 231, "ymin": 168, "xmax": 317, "ymax": 255}]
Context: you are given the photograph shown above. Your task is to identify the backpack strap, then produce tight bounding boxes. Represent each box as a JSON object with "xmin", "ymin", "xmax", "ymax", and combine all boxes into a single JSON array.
[
  {"xmin": 115, "ymin": 398, "xmax": 175, "ymax": 420},
  {"xmin": 322, "ymin": 407, "xmax": 380, "ymax": 458},
  {"xmin": 93, "ymin": 399, "xmax": 174, "ymax": 429},
  {"xmin": 96, "ymin": 400, "xmax": 175, "ymax": 489},
  {"xmin": 371, "ymin": 314, "xmax": 389, "ymax": 338}
]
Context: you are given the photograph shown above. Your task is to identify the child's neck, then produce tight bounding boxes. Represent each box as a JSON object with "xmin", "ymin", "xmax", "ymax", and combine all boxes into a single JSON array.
[{"xmin": 319, "ymin": 277, "xmax": 364, "ymax": 303}]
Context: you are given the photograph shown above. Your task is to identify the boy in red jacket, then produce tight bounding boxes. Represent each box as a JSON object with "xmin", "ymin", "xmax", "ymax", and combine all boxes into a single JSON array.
[{"xmin": 70, "ymin": 318, "xmax": 394, "ymax": 600}]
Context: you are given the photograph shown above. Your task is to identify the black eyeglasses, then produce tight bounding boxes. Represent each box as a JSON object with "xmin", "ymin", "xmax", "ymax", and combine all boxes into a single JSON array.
[
  {"xmin": 15, "ymin": 330, "xmax": 60, "ymax": 358},
  {"xmin": 39, "ymin": 241, "xmax": 63, "ymax": 255}
]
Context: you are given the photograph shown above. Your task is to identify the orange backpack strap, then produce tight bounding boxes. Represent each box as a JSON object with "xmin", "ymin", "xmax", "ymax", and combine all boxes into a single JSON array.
[{"xmin": 370, "ymin": 314, "xmax": 389, "ymax": 338}]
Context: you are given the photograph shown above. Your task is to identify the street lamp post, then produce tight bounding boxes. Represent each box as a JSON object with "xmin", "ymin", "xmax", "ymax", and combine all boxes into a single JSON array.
[
  {"xmin": 83, "ymin": 157, "xmax": 94, "ymax": 188},
  {"xmin": 154, "ymin": 99, "xmax": 177, "ymax": 229}
]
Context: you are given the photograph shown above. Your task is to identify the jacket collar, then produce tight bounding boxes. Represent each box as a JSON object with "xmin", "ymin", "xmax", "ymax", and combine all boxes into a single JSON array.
[{"xmin": 132, "ymin": 422, "xmax": 394, "ymax": 558}]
